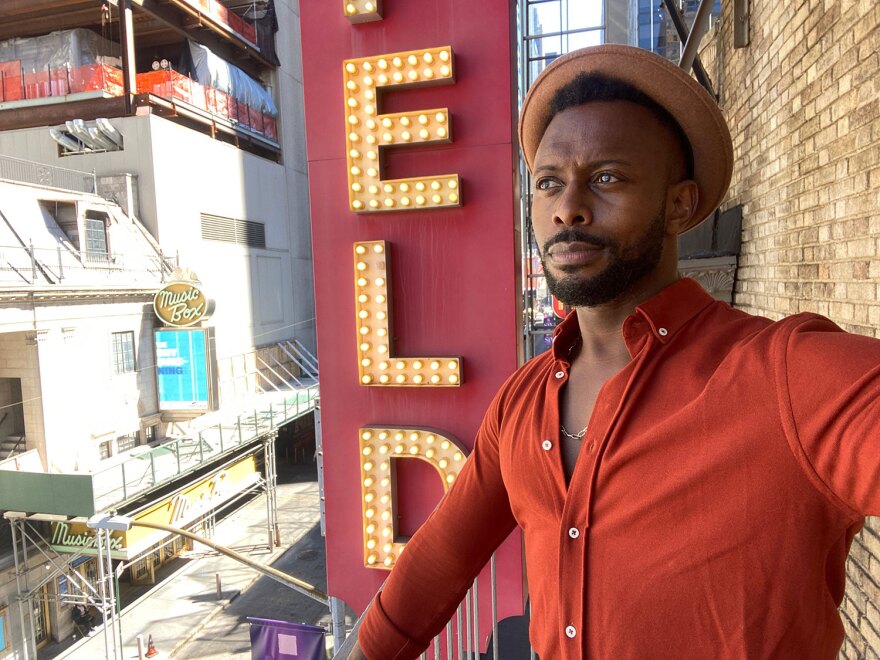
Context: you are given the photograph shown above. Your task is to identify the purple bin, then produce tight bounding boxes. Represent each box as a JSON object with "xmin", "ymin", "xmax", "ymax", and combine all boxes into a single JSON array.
[{"xmin": 248, "ymin": 617, "xmax": 326, "ymax": 659}]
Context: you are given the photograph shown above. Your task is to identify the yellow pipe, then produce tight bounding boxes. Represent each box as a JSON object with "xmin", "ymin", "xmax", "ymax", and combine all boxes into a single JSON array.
[{"xmin": 129, "ymin": 519, "xmax": 329, "ymax": 605}]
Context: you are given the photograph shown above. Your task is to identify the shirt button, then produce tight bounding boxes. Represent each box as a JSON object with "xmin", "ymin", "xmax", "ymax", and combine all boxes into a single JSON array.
[
  {"xmin": 565, "ymin": 625, "xmax": 577, "ymax": 638},
  {"xmin": 658, "ymin": 327, "xmax": 668, "ymax": 336},
  {"xmin": 555, "ymin": 370, "xmax": 565, "ymax": 379},
  {"xmin": 541, "ymin": 439, "xmax": 553, "ymax": 451},
  {"xmin": 568, "ymin": 527, "xmax": 579, "ymax": 539}
]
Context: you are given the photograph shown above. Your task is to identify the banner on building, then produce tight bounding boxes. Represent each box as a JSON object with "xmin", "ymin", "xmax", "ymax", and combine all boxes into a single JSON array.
[
  {"xmin": 154, "ymin": 327, "xmax": 216, "ymax": 411},
  {"xmin": 50, "ymin": 455, "xmax": 259, "ymax": 560}
]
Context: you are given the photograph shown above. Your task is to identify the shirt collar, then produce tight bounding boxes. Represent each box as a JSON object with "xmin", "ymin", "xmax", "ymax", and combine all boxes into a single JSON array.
[{"xmin": 551, "ymin": 278, "xmax": 715, "ymax": 360}]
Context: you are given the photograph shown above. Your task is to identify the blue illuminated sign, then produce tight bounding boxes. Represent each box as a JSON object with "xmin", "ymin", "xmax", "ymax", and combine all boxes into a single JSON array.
[{"xmin": 155, "ymin": 329, "xmax": 210, "ymax": 410}]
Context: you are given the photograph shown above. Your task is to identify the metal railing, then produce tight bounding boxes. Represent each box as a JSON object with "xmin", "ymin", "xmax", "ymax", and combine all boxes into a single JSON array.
[
  {"xmin": 91, "ymin": 386, "xmax": 319, "ymax": 512},
  {"xmin": 335, "ymin": 553, "xmax": 533, "ymax": 659},
  {"xmin": 3, "ymin": 434, "xmax": 26, "ymax": 460},
  {"xmin": 0, "ymin": 243, "xmax": 175, "ymax": 286},
  {"xmin": 0, "ymin": 154, "xmax": 95, "ymax": 194}
]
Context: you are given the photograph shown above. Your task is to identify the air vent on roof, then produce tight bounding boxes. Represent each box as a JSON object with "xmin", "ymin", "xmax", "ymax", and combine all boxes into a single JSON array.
[{"xmin": 200, "ymin": 213, "xmax": 266, "ymax": 249}]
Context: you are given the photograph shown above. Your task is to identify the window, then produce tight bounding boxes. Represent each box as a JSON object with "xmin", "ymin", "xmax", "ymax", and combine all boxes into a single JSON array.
[
  {"xmin": 99, "ymin": 440, "xmax": 112, "ymax": 460},
  {"xmin": 112, "ymin": 331, "xmax": 135, "ymax": 374},
  {"xmin": 116, "ymin": 432, "xmax": 138, "ymax": 453},
  {"xmin": 143, "ymin": 424, "xmax": 157, "ymax": 444},
  {"xmin": 83, "ymin": 210, "xmax": 110, "ymax": 261}
]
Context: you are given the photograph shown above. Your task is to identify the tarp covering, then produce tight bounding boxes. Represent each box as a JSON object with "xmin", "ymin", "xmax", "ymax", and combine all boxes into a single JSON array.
[
  {"xmin": 0, "ymin": 28, "xmax": 120, "ymax": 73},
  {"xmin": 187, "ymin": 40, "xmax": 277, "ymax": 116}
]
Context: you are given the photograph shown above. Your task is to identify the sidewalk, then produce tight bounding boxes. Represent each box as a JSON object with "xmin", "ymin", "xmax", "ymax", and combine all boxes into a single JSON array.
[{"xmin": 44, "ymin": 463, "xmax": 327, "ymax": 659}]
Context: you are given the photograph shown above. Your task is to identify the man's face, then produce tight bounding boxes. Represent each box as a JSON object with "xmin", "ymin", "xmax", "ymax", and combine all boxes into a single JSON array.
[{"xmin": 531, "ymin": 100, "xmax": 685, "ymax": 308}]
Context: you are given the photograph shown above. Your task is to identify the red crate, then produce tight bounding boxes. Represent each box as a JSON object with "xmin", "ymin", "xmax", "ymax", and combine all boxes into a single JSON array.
[
  {"xmin": 247, "ymin": 106, "xmax": 263, "ymax": 132},
  {"xmin": 206, "ymin": 87, "xmax": 230, "ymax": 118},
  {"xmin": 229, "ymin": 96, "xmax": 244, "ymax": 124},
  {"xmin": 137, "ymin": 70, "xmax": 203, "ymax": 106},
  {"xmin": 22, "ymin": 70, "xmax": 70, "ymax": 99},
  {"xmin": 136, "ymin": 69, "xmax": 171, "ymax": 95},
  {"xmin": 262, "ymin": 114, "xmax": 277, "ymax": 140},
  {"xmin": 70, "ymin": 64, "xmax": 122, "ymax": 95},
  {"xmin": 0, "ymin": 61, "xmax": 23, "ymax": 101}
]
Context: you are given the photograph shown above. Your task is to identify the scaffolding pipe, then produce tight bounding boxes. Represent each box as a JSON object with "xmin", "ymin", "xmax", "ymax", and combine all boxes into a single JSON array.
[
  {"xmin": 10, "ymin": 520, "xmax": 31, "ymax": 660},
  {"xmin": 292, "ymin": 338, "xmax": 320, "ymax": 374},
  {"xmin": 90, "ymin": 517, "xmax": 329, "ymax": 605},
  {"xmin": 679, "ymin": 0, "xmax": 715, "ymax": 79},
  {"xmin": 279, "ymin": 342, "xmax": 314, "ymax": 381}
]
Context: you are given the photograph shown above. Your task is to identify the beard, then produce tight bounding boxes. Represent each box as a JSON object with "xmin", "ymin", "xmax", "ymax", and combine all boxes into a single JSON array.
[{"xmin": 540, "ymin": 207, "xmax": 666, "ymax": 308}]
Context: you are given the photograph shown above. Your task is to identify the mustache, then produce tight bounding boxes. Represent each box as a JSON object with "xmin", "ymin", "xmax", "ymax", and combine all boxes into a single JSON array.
[{"xmin": 542, "ymin": 228, "xmax": 614, "ymax": 253}]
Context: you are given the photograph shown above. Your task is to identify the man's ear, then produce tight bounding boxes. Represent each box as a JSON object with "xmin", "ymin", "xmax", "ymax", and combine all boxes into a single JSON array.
[{"xmin": 665, "ymin": 179, "xmax": 700, "ymax": 235}]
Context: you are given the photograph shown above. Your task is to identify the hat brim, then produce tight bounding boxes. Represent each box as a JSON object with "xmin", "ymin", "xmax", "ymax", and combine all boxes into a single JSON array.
[{"xmin": 518, "ymin": 45, "xmax": 733, "ymax": 234}]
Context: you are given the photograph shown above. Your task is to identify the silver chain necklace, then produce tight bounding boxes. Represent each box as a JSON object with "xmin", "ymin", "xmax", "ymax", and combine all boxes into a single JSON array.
[{"xmin": 560, "ymin": 424, "xmax": 587, "ymax": 440}]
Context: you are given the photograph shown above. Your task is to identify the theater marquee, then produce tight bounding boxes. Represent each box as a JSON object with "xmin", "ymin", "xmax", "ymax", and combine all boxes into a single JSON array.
[
  {"xmin": 301, "ymin": 0, "xmax": 524, "ymax": 643},
  {"xmin": 50, "ymin": 456, "xmax": 259, "ymax": 560}
]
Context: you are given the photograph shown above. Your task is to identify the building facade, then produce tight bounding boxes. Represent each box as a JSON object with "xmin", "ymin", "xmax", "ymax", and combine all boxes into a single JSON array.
[
  {"xmin": 700, "ymin": 1, "xmax": 880, "ymax": 655},
  {"xmin": 0, "ymin": 1, "xmax": 317, "ymax": 656}
]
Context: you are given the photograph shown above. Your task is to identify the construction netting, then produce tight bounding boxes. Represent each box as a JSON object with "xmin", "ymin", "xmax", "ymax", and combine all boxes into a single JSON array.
[
  {"xmin": 0, "ymin": 28, "xmax": 277, "ymax": 142},
  {"xmin": 136, "ymin": 39, "xmax": 277, "ymax": 139},
  {"xmin": 0, "ymin": 28, "xmax": 122, "ymax": 101}
]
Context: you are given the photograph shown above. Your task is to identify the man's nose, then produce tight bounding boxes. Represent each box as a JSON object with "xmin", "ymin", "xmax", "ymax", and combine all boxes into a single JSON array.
[{"xmin": 552, "ymin": 183, "xmax": 592, "ymax": 226}]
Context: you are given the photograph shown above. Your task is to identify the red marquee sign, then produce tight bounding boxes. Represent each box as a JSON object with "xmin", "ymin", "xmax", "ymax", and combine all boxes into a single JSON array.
[{"xmin": 300, "ymin": 0, "xmax": 524, "ymax": 649}]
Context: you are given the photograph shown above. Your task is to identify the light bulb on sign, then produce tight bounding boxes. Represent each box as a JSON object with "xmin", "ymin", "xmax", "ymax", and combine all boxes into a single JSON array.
[
  {"xmin": 342, "ymin": 47, "xmax": 460, "ymax": 213},
  {"xmin": 353, "ymin": 240, "xmax": 462, "ymax": 388},
  {"xmin": 358, "ymin": 426, "xmax": 469, "ymax": 569}
]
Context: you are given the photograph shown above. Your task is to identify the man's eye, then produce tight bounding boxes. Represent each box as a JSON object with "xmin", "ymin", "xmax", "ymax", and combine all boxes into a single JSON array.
[
  {"xmin": 594, "ymin": 172, "xmax": 618, "ymax": 184},
  {"xmin": 536, "ymin": 178, "xmax": 559, "ymax": 191}
]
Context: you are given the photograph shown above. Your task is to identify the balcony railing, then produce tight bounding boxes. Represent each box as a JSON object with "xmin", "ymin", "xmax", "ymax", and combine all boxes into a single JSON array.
[
  {"xmin": 92, "ymin": 386, "xmax": 319, "ymax": 511},
  {"xmin": 335, "ymin": 552, "xmax": 535, "ymax": 659},
  {"xmin": 0, "ymin": 243, "xmax": 176, "ymax": 287},
  {"xmin": 0, "ymin": 154, "xmax": 95, "ymax": 194}
]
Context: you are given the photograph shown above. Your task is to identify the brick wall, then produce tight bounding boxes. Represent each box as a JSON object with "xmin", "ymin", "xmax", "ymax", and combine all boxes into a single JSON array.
[{"xmin": 706, "ymin": 0, "xmax": 880, "ymax": 655}]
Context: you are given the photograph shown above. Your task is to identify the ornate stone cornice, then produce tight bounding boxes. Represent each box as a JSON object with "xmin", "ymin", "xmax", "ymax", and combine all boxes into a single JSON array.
[{"xmin": 678, "ymin": 256, "xmax": 738, "ymax": 303}]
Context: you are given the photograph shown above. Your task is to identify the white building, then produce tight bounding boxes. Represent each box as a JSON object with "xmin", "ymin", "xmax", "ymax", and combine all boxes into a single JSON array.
[{"xmin": 0, "ymin": 1, "xmax": 317, "ymax": 655}]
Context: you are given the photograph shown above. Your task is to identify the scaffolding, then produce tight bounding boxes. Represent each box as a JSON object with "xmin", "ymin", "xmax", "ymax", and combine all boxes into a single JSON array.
[{"xmin": 3, "ymin": 432, "xmax": 282, "ymax": 660}]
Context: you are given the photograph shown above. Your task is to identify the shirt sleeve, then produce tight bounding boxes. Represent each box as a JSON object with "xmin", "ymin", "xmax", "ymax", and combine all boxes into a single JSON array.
[
  {"xmin": 358, "ymin": 392, "xmax": 518, "ymax": 659},
  {"xmin": 780, "ymin": 314, "xmax": 880, "ymax": 517}
]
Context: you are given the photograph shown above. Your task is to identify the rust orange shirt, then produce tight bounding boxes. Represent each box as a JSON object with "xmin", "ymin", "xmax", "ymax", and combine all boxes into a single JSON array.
[{"xmin": 359, "ymin": 278, "xmax": 879, "ymax": 659}]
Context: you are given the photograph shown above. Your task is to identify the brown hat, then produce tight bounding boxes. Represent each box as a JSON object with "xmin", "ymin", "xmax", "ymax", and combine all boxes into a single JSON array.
[{"xmin": 519, "ymin": 44, "xmax": 733, "ymax": 233}]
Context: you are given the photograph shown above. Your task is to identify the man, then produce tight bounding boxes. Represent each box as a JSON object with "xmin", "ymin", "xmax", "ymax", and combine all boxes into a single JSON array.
[
  {"xmin": 72, "ymin": 602, "xmax": 96, "ymax": 636},
  {"xmin": 350, "ymin": 45, "xmax": 879, "ymax": 658}
]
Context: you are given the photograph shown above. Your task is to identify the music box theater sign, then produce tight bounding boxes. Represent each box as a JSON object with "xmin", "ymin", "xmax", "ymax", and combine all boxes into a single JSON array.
[
  {"xmin": 300, "ymin": 0, "xmax": 524, "ymax": 648},
  {"xmin": 49, "ymin": 456, "xmax": 260, "ymax": 561},
  {"xmin": 153, "ymin": 282, "xmax": 211, "ymax": 327},
  {"xmin": 151, "ymin": 281, "xmax": 218, "ymax": 412}
]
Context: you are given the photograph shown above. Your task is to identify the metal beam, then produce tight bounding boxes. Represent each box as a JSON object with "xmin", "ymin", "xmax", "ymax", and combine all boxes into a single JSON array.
[
  {"xmin": 0, "ymin": 96, "xmax": 128, "ymax": 131},
  {"xmin": 0, "ymin": 6, "xmax": 101, "ymax": 41},
  {"xmin": 117, "ymin": 0, "xmax": 137, "ymax": 114},
  {"xmin": 661, "ymin": 0, "xmax": 715, "ymax": 97},
  {"xmin": 679, "ymin": 0, "xmax": 715, "ymax": 75}
]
